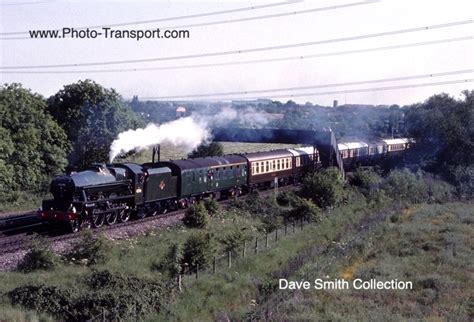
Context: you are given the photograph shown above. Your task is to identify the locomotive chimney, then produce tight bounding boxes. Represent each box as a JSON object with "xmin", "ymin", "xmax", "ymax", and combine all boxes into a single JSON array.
[{"xmin": 152, "ymin": 144, "xmax": 160, "ymax": 163}]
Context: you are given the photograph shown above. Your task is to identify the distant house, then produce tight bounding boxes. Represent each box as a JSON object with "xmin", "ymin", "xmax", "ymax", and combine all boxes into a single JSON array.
[{"xmin": 176, "ymin": 106, "xmax": 186, "ymax": 118}]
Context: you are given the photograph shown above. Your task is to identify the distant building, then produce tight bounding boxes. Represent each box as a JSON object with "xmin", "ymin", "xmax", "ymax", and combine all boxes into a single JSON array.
[
  {"xmin": 176, "ymin": 106, "xmax": 186, "ymax": 118},
  {"xmin": 333, "ymin": 100, "xmax": 338, "ymax": 108}
]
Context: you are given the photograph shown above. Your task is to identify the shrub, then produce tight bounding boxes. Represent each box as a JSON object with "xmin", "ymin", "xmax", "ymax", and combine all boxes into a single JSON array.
[
  {"xmin": 349, "ymin": 168, "xmax": 383, "ymax": 198},
  {"xmin": 76, "ymin": 270, "xmax": 166, "ymax": 320},
  {"xmin": 276, "ymin": 190, "xmax": 300, "ymax": 207},
  {"xmin": 258, "ymin": 216, "xmax": 283, "ymax": 233},
  {"xmin": 182, "ymin": 232, "xmax": 213, "ymax": 271},
  {"xmin": 204, "ymin": 198, "xmax": 220, "ymax": 215},
  {"xmin": 183, "ymin": 202, "xmax": 209, "ymax": 228},
  {"xmin": 17, "ymin": 237, "xmax": 59, "ymax": 272},
  {"xmin": 8, "ymin": 285, "xmax": 73, "ymax": 317},
  {"xmin": 382, "ymin": 169, "xmax": 428, "ymax": 203},
  {"xmin": 219, "ymin": 228, "xmax": 249, "ymax": 253},
  {"xmin": 153, "ymin": 243, "xmax": 183, "ymax": 277},
  {"xmin": 65, "ymin": 231, "xmax": 111, "ymax": 266},
  {"xmin": 301, "ymin": 167, "xmax": 345, "ymax": 209},
  {"xmin": 286, "ymin": 198, "xmax": 322, "ymax": 223}
]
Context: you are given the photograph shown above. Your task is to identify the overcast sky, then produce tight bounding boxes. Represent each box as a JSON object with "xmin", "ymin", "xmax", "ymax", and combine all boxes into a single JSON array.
[{"xmin": 1, "ymin": 0, "xmax": 473, "ymax": 106}]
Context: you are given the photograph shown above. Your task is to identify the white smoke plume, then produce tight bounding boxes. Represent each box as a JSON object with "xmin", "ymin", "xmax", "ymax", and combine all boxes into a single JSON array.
[
  {"xmin": 109, "ymin": 117, "xmax": 211, "ymax": 162},
  {"xmin": 109, "ymin": 106, "xmax": 270, "ymax": 162}
]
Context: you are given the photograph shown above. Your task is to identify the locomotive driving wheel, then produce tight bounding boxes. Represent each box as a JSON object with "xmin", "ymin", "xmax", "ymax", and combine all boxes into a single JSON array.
[
  {"xmin": 69, "ymin": 219, "xmax": 80, "ymax": 233},
  {"xmin": 118, "ymin": 209, "xmax": 130, "ymax": 223},
  {"xmin": 105, "ymin": 210, "xmax": 118, "ymax": 225},
  {"xmin": 91, "ymin": 209, "xmax": 105, "ymax": 228}
]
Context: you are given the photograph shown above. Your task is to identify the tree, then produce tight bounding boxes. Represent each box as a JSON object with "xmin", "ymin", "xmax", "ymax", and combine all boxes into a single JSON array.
[
  {"xmin": 182, "ymin": 233, "xmax": 213, "ymax": 270},
  {"xmin": 404, "ymin": 91, "xmax": 473, "ymax": 195},
  {"xmin": 47, "ymin": 80, "xmax": 141, "ymax": 168},
  {"xmin": 0, "ymin": 83, "xmax": 69, "ymax": 199},
  {"xmin": 161, "ymin": 243, "xmax": 184, "ymax": 277},
  {"xmin": 183, "ymin": 202, "xmax": 209, "ymax": 228},
  {"xmin": 300, "ymin": 167, "xmax": 345, "ymax": 209},
  {"xmin": 188, "ymin": 142, "xmax": 224, "ymax": 158}
]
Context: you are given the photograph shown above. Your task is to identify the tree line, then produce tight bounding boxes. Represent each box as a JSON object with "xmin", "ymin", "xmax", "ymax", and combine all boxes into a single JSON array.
[{"xmin": 0, "ymin": 80, "xmax": 472, "ymax": 205}]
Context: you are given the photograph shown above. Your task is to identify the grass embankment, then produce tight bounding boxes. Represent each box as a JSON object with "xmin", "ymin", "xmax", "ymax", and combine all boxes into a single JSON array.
[
  {"xmin": 153, "ymin": 198, "xmax": 378, "ymax": 321},
  {"xmin": 0, "ymin": 194, "xmax": 372, "ymax": 321},
  {"xmin": 264, "ymin": 202, "xmax": 473, "ymax": 321}
]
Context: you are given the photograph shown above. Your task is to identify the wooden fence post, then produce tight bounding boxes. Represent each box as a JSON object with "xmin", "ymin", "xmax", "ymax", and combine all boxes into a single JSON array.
[
  {"xmin": 177, "ymin": 274, "xmax": 182, "ymax": 292},
  {"xmin": 255, "ymin": 237, "xmax": 258, "ymax": 254},
  {"xmin": 196, "ymin": 264, "xmax": 199, "ymax": 279},
  {"xmin": 213, "ymin": 256, "xmax": 216, "ymax": 274},
  {"xmin": 242, "ymin": 240, "xmax": 246, "ymax": 258},
  {"xmin": 275, "ymin": 228, "xmax": 278, "ymax": 242},
  {"xmin": 228, "ymin": 251, "xmax": 232, "ymax": 268},
  {"xmin": 265, "ymin": 233, "xmax": 269, "ymax": 248}
]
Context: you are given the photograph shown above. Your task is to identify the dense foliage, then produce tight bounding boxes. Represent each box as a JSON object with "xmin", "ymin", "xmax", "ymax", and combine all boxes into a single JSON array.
[
  {"xmin": 188, "ymin": 142, "xmax": 224, "ymax": 158},
  {"xmin": 300, "ymin": 167, "xmax": 346, "ymax": 209},
  {"xmin": 47, "ymin": 80, "xmax": 142, "ymax": 168},
  {"xmin": 183, "ymin": 202, "xmax": 210, "ymax": 228},
  {"xmin": 0, "ymin": 84, "xmax": 69, "ymax": 204},
  {"xmin": 16, "ymin": 237, "xmax": 60, "ymax": 273},
  {"xmin": 405, "ymin": 91, "xmax": 473, "ymax": 196}
]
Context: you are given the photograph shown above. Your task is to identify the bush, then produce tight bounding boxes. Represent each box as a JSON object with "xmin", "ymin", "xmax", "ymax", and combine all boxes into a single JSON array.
[
  {"xmin": 204, "ymin": 198, "xmax": 220, "ymax": 215},
  {"xmin": 276, "ymin": 190, "xmax": 300, "ymax": 207},
  {"xmin": 153, "ymin": 243, "xmax": 183, "ymax": 277},
  {"xmin": 300, "ymin": 167, "xmax": 345, "ymax": 209},
  {"xmin": 8, "ymin": 285, "xmax": 73, "ymax": 317},
  {"xmin": 183, "ymin": 202, "xmax": 209, "ymax": 228},
  {"xmin": 349, "ymin": 168, "xmax": 383, "ymax": 198},
  {"xmin": 286, "ymin": 198, "xmax": 322, "ymax": 223},
  {"xmin": 182, "ymin": 232, "xmax": 213, "ymax": 271},
  {"xmin": 382, "ymin": 169, "xmax": 428, "ymax": 203},
  {"xmin": 219, "ymin": 228, "xmax": 249, "ymax": 253},
  {"xmin": 259, "ymin": 216, "xmax": 283, "ymax": 233},
  {"xmin": 76, "ymin": 270, "xmax": 166, "ymax": 320},
  {"xmin": 65, "ymin": 231, "xmax": 111, "ymax": 266},
  {"xmin": 17, "ymin": 237, "xmax": 60, "ymax": 272}
]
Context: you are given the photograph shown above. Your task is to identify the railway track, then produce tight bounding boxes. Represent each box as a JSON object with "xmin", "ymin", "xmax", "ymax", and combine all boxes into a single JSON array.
[{"xmin": 0, "ymin": 185, "xmax": 296, "ymax": 255}]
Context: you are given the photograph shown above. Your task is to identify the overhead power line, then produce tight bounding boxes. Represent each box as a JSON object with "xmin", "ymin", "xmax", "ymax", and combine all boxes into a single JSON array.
[
  {"xmin": 139, "ymin": 69, "xmax": 474, "ymax": 100},
  {"xmin": 5, "ymin": 36, "xmax": 470, "ymax": 74},
  {"xmin": 144, "ymin": 79, "xmax": 474, "ymax": 101},
  {"xmin": 0, "ymin": 0, "xmax": 378, "ymax": 40},
  {"xmin": 1, "ymin": 1, "xmax": 49, "ymax": 6},
  {"xmin": 2, "ymin": 19, "xmax": 472, "ymax": 70},
  {"xmin": 0, "ymin": 0, "xmax": 304, "ymax": 36}
]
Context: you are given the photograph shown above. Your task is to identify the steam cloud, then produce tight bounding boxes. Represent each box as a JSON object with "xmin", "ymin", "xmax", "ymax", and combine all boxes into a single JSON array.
[{"xmin": 109, "ymin": 106, "xmax": 269, "ymax": 162}]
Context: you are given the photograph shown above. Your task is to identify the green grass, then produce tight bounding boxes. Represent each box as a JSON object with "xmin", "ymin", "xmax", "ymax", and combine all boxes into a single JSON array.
[{"xmin": 269, "ymin": 202, "xmax": 474, "ymax": 321}]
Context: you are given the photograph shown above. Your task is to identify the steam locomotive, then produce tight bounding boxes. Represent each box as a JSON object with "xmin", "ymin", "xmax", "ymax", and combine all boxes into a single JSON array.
[{"xmin": 39, "ymin": 138, "xmax": 410, "ymax": 232}]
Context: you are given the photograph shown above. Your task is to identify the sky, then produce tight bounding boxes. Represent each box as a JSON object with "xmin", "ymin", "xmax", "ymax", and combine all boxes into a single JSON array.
[{"xmin": 1, "ymin": 0, "xmax": 473, "ymax": 106}]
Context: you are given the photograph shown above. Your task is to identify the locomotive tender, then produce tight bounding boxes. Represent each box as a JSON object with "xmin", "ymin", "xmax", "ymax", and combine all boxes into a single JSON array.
[{"xmin": 39, "ymin": 146, "xmax": 320, "ymax": 232}]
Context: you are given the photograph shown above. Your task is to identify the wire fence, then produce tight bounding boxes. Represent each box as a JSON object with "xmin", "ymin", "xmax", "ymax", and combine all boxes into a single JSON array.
[{"xmin": 177, "ymin": 217, "xmax": 311, "ymax": 288}]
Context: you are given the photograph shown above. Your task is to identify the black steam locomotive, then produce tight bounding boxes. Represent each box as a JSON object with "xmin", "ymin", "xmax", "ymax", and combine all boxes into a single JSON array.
[{"xmin": 39, "ymin": 147, "xmax": 319, "ymax": 232}]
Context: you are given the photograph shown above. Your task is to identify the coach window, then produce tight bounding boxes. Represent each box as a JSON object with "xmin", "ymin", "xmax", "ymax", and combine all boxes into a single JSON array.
[{"xmin": 265, "ymin": 161, "xmax": 269, "ymax": 172}]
